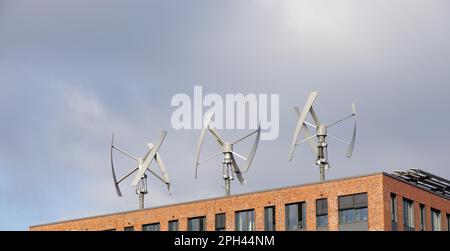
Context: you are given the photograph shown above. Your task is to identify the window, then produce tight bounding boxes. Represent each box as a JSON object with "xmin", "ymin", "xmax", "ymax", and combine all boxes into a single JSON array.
[
  {"xmin": 215, "ymin": 213, "xmax": 226, "ymax": 231},
  {"xmin": 168, "ymin": 220, "xmax": 179, "ymax": 231},
  {"xmin": 419, "ymin": 204, "xmax": 426, "ymax": 231},
  {"xmin": 142, "ymin": 223, "xmax": 160, "ymax": 231},
  {"xmin": 390, "ymin": 193, "xmax": 398, "ymax": 223},
  {"xmin": 338, "ymin": 193, "xmax": 368, "ymax": 231},
  {"xmin": 264, "ymin": 206, "xmax": 276, "ymax": 231},
  {"xmin": 431, "ymin": 208, "xmax": 441, "ymax": 231},
  {"xmin": 402, "ymin": 198, "xmax": 414, "ymax": 231},
  {"xmin": 390, "ymin": 193, "xmax": 398, "ymax": 230},
  {"xmin": 124, "ymin": 226, "xmax": 134, "ymax": 231},
  {"xmin": 447, "ymin": 214, "xmax": 450, "ymax": 231},
  {"xmin": 285, "ymin": 202, "xmax": 306, "ymax": 231},
  {"xmin": 235, "ymin": 210, "xmax": 255, "ymax": 231},
  {"xmin": 316, "ymin": 199, "xmax": 328, "ymax": 230},
  {"xmin": 188, "ymin": 216, "xmax": 206, "ymax": 231}
]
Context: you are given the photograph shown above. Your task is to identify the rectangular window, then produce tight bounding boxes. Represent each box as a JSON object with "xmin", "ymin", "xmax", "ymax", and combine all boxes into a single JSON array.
[
  {"xmin": 264, "ymin": 206, "xmax": 276, "ymax": 231},
  {"xmin": 124, "ymin": 226, "xmax": 134, "ymax": 231},
  {"xmin": 142, "ymin": 223, "xmax": 160, "ymax": 231},
  {"xmin": 168, "ymin": 220, "xmax": 179, "ymax": 231},
  {"xmin": 390, "ymin": 193, "xmax": 398, "ymax": 230},
  {"xmin": 188, "ymin": 216, "xmax": 206, "ymax": 231},
  {"xmin": 338, "ymin": 193, "xmax": 368, "ymax": 231},
  {"xmin": 419, "ymin": 204, "xmax": 426, "ymax": 231},
  {"xmin": 215, "ymin": 213, "xmax": 226, "ymax": 231},
  {"xmin": 431, "ymin": 208, "xmax": 441, "ymax": 231},
  {"xmin": 402, "ymin": 198, "xmax": 414, "ymax": 231},
  {"xmin": 316, "ymin": 198, "xmax": 328, "ymax": 230},
  {"xmin": 285, "ymin": 202, "xmax": 306, "ymax": 231},
  {"xmin": 390, "ymin": 193, "xmax": 398, "ymax": 223},
  {"xmin": 447, "ymin": 214, "xmax": 450, "ymax": 231},
  {"xmin": 235, "ymin": 210, "xmax": 255, "ymax": 231}
]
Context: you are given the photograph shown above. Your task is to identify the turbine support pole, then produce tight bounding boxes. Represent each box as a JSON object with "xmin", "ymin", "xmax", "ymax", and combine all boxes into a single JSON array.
[
  {"xmin": 136, "ymin": 174, "xmax": 148, "ymax": 209},
  {"xmin": 223, "ymin": 156, "xmax": 233, "ymax": 196},
  {"xmin": 316, "ymin": 125, "xmax": 328, "ymax": 182}
]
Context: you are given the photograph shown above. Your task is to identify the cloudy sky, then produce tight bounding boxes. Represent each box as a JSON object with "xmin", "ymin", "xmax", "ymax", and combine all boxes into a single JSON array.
[{"xmin": 1, "ymin": 0, "xmax": 449, "ymax": 230}]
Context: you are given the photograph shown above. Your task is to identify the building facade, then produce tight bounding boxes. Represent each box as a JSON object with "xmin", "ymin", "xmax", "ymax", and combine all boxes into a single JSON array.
[{"xmin": 30, "ymin": 172, "xmax": 450, "ymax": 231}]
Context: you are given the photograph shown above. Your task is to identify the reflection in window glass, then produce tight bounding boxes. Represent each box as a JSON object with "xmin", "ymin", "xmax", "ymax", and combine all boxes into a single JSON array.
[{"xmin": 235, "ymin": 210, "xmax": 255, "ymax": 231}]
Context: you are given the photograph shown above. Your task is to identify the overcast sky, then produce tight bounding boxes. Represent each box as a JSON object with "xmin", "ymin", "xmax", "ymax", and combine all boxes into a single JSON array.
[{"xmin": 1, "ymin": 0, "xmax": 449, "ymax": 230}]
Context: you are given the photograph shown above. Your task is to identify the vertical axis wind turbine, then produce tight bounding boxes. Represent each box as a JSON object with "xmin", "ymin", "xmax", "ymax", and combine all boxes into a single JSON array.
[
  {"xmin": 289, "ymin": 91, "xmax": 357, "ymax": 181},
  {"xmin": 194, "ymin": 112, "xmax": 261, "ymax": 196},
  {"xmin": 110, "ymin": 131, "xmax": 171, "ymax": 209}
]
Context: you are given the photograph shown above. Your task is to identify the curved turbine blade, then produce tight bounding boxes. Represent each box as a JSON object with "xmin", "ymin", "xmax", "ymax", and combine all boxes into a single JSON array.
[
  {"xmin": 301, "ymin": 123, "xmax": 318, "ymax": 156},
  {"xmin": 346, "ymin": 105, "xmax": 357, "ymax": 158},
  {"xmin": 289, "ymin": 91, "xmax": 318, "ymax": 160},
  {"xmin": 231, "ymin": 154, "xmax": 246, "ymax": 185},
  {"xmin": 309, "ymin": 107, "xmax": 321, "ymax": 126},
  {"xmin": 131, "ymin": 131, "xmax": 167, "ymax": 186},
  {"xmin": 194, "ymin": 112, "xmax": 215, "ymax": 178},
  {"xmin": 110, "ymin": 133, "xmax": 122, "ymax": 197},
  {"xmin": 242, "ymin": 125, "xmax": 261, "ymax": 173},
  {"xmin": 295, "ymin": 107, "xmax": 318, "ymax": 155},
  {"xmin": 155, "ymin": 153, "xmax": 171, "ymax": 194}
]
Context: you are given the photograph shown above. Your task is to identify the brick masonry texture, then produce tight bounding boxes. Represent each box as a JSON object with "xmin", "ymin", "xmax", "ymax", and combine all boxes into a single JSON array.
[{"xmin": 30, "ymin": 173, "xmax": 450, "ymax": 231}]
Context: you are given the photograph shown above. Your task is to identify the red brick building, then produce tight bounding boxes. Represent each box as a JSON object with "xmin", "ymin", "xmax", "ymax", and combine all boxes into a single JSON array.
[{"xmin": 30, "ymin": 171, "xmax": 450, "ymax": 231}]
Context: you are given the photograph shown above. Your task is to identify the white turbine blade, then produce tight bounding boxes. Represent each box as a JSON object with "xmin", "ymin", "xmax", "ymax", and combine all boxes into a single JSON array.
[
  {"xmin": 142, "ymin": 143, "xmax": 155, "ymax": 160},
  {"xmin": 194, "ymin": 112, "xmax": 215, "ymax": 178},
  {"xmin": 131, "ymin": 130, "xmax": 167, "ymax": 186},
  {"xmin": 301, "ymin": 123, "xmax": 318, "ymax": 155},
  {"xmin": 110, "ymin": 133, "xmax": 122, "ymax": 197},
  {"xmin": 346, "ymin": 115, "xmax": 357, "ymax": 158},
  {"xmin": 289, "ymin": 91, "xmax": 318, "ymax": 160},
  {"xmin": 154, "ymin": 153, "xmax": 171, "ymax": 194},
  {"xmin": 242, "ymin": 125, "xmax": 261, "ymax": 173},
  {"xmin": 231, "ymin": 154, "xmax": 246, "ymax": 185},
  {"xmin": 309, "ymin": 106, "xmax": 321, "ymax": 126},
  {"xmin": 209, "ymin": 127, "xmax": 225, "ymax": 146}
]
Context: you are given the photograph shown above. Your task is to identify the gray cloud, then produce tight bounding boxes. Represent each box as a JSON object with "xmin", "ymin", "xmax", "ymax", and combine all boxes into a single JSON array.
[{"xmin": 0, "ymin": 0, "xmax": 449, "ymax": 230}]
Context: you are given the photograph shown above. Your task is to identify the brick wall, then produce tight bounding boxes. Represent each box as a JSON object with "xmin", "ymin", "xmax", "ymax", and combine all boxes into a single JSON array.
[
  {"xmin": 382, "ymin": 174, "xmax": 450, "ymax": 231},
  {"xmin": 30, "ymin": 173, "xmax": 449, "ymax": 231}
]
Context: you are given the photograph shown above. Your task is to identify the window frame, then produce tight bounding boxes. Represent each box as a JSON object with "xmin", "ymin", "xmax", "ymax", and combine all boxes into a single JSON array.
[
  {"xmin": 142, "ymin": 222, "xmax": 160, "ymax": 231},
  {"xmin": 316, "ymin": 198, "xmax": 328, "ymax": 229},
  {"xmin": 285, "ymin": 201, "xmax": 306, "ymax": 231},
  {"xmin": 338, "ymin": 193, "xmax": 368, "ymax": 225},
  {"xmin": 264, "ymin": 206, "xmax": 276, "ymax": 231},
  {"xmin": 187, "ymin": 216, "xmax": 207, "ymax": 231},
  {"xmin": 215, "ymin": 213, "xmax": 226, "ymax": 231},
  {"xmin": 419, "ymin": 204, "xmax": 426, "ymax": 231},
  {"xmin": 402, "ymin": 198, "xmax": 415, "ymax": 230},
  {"xmin": 235, "ymin": 209, "xmax": 255, "ymax": 231},
  {"xmin": 431, "ymin": 208, "xmax": 441, "ymax": 231},
  {"xmin": 168, "ymin": 220, "xmax": 179, "ymax": 231}
]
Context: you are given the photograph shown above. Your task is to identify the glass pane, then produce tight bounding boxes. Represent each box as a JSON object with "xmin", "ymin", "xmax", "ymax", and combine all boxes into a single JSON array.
[
  {"xmin": 339, "ymin": 195, "xmax": 353, "ymax": 210},
  {"xmin": 286, "ymin": 204, "xmax": 299, "ymax": 230},
  {"xmin": 265, "ymin": 207, "xmax": 275, "ymax": 231},
  {"xmin": 354, "ymin": 193, "xmax": 368, "ymax": 208}
]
